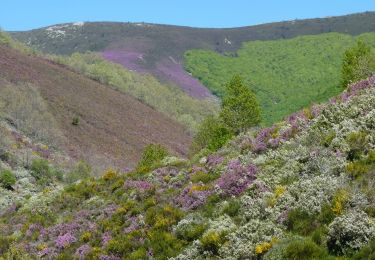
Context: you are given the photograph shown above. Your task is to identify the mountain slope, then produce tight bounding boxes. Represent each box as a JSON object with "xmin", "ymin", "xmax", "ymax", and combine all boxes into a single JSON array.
[
  {"xmin": 46, "ymin": 52, "xmax": 220, "ymax": 132},
  {"xmin": 1, "ymin": 75, "xmax": 374, "ymax": 259},
  {"xmin": 0, "ymin": 44, "xmax": 192, "ymax": 169},
  {"xmin": 185, "ymin": 32, "xmax": 375, "ymax": 125},
  {"xmin": 10, "ymin": 12, "xmax": 375, "ymax": 97}
]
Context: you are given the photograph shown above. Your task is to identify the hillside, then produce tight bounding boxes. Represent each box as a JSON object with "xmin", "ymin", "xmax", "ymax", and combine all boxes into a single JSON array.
[
  {"xmin": 185, "ymin": 32, "xmax": 375, "ymax": 125},
  {"xmin": 46, "ymin": 52, "xmax": 220, "ymax": 132},
  {"xmin": 0, "ymin": 43, "xmax": 192, "ymax": 169},
  {"xmin": 10, "ymin": 12, "xmax": 375, "ymax": 98},
  {"xmin": 1, "ymin": 74, "xmax": 374, "ymax": 259}
]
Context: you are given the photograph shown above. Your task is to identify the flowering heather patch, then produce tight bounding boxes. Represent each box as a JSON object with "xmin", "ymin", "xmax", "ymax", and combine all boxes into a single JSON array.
[
  {"xmin": 156, "ymin": 60, "xmax": 212, "ymax": 99},
  {"xmin": 206, "ymin": 154, "xmax": 224, "ymax": 169},
  {"xmin": 38, "ymin": 247, "xmax": 57, "ymax": 258},
  {"xmin": 102, "ymin": 51, "xmax": 213, "ymax": 99},
  {"xmin": 75, "ymin": 244, "xmax": 92, "ymax": 259},
  {"xmin": 176, "ymin": 184, "xmax": 212, "ymax": 210},
  {"xmin": 55, "ymin": 232, "xmax": 77, "ymax": 249},
  {"xmin": 123, "ymin": 216, "xmax": 140, "ymax": 234},
  {"xmin": 32, "ymin": 144, "xmax": 52, "ymax": 159},
  {"xmin": 124, "ymin": 180, "xmax": 153, "ymax": 191},
  {"xmin": 101, "ymin": 231, "xmax": 112, "ymax": 246},
  {"xmin": 153, "ymin": 166, "xmax": 184, "ymax": 188},
  {"xmin": 26, "ymin": 223, "xmax": 43, "ymax": 238},
  {"xmin": 216, "ymin": 160, "xmax": 257, "ymax": 197},
  {"xmin": 99, "ymin": 255, "xmax": 122, "ymax": 260},
  {"xmin": 340, "ymin": 75, "xmax": 375, "ymax": 101},
  {"xmin": 102, "ymin": 204, "xmax": 119, "ymax": 218},
  {"xmin": 102, "ymin": 50, "xmax": 149, "ymax": 73}
]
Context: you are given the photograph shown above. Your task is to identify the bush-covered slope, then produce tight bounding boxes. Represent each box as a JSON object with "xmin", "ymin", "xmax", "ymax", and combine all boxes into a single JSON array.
[
  {"xmin": 10, "ymin": 12, "xmax": 375, "ymax": 97},
  {"xmin": 185, "ymin": 32, "xmax": 375, "ymax": 125},
  {"xmin": 48, "ymin": 52, "xmax": 220, "ymax": 132},
  {"xmin": 0, "ymin": 36, "xmax": 192, "ymax": 169},
  {"xmin": 1, "ymin": 75, "xmax": 374, "ymax": 259}
]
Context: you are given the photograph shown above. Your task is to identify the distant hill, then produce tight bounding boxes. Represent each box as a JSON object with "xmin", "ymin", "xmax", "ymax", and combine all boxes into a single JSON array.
[
  {"xmin": 10, "ymin": 12, "xmax": 375, "ymax": 98},
  {"xmin": 184, "ymin": 32, "xmax": 375, "ymax": 125},
  {"xmin": 0, "ymin": 44, "xmax": 192, "ymax": 169}
]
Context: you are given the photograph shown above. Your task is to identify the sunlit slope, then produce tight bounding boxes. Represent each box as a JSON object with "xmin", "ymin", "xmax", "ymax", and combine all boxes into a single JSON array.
[{"xmin": 184, "ymin": 33, "xmax": 375, "ymax": 124}]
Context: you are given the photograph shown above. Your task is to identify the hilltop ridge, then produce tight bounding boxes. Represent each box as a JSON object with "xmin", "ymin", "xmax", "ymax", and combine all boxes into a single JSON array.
[{"xmin": 11, "ymin": 12, "xmax": 375, "ymax": 98}]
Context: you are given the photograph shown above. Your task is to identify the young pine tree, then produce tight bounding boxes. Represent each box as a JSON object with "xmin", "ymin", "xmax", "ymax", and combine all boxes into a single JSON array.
[{"xmin": 220, "ymin": 75, "xmax": 261, "ymax": 134}]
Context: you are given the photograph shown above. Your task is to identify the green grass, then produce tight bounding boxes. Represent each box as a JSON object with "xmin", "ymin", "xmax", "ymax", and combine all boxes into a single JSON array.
[{"xmin": 184, "ymin": 32, "xmax": 375, "ymax": 125}]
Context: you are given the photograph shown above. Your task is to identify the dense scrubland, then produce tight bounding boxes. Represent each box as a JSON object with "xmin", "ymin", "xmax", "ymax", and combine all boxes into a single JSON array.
[
  {"xmin": 1, "ymin": 15, "xmax": 375, "ymax": 259},
  {"xmin": 185, "ymin": 32, "xmax": 375, "ymax": 125},
  {"xmin": 1, "ymin": 74, "xmax": 375, "ymax": 259}
]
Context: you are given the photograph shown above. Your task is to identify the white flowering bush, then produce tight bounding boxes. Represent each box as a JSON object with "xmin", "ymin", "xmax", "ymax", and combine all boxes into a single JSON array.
[
  {"xmin": 19, "ymin": 188, "xmax": 62, "ymax": 216},
  {"xmin": 285, "ymin": 175, "xmax": 343, "ymax": 214},
  {"xmin": 219, "ymin": 219, "xmax": 283, "ymax": 259},
  {"xmin": 327, "ymin": 210, "xmax": 375, "ymax": 255},
  {"xmin": 174, "ymin": 213, "xmax": 207, "ymax": 241}
]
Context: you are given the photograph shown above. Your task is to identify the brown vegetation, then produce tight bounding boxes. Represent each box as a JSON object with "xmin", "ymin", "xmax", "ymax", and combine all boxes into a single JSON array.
[{"xmin": 0, "ymin": 46, "xmax": 192, "ymax": 168}]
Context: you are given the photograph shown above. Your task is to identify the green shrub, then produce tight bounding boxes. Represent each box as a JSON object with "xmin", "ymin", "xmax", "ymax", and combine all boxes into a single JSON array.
[
  {"xmin": 283, "ymin": 237, "xmax": 329, "ymax": 260},
  {"xmin": 0, "ymin": 149, "xmax": 11, "ymax": 163},
  {"xmin": 136, "ymin": 144, "xmax": 169, "ymax": 173},
  {"xmin": 222, "ymin": 199, "xmax": 241, "ymax": 217},
  {"xmin": 65, "ymin": 160, "xmax": 91, "ymax": 183},
  {"xmin": 200, "ymin": 231, "xmax": 226, "ymax": 254},
  {"xmin": 202, "ymin": 194, "xmax": 221, "ymax": 218},
  {"xmin": 311, "ymin": 226, "xmax": 329, "ymax": 246},
  {"xmin": 71, "ymin": 116, "xmax": 79, "ymax": 126},
  {"xmin": 346, "ymin": 131, "xmax": 368, "ymax": 161},
  {"xmin": 321, "ymin": 131, "xmax": 336, "ymax": 147},
  {"xmin": 287, "ymin": 209, "xmax": 317, "ymax": 236},
  {"xmin": 191, "ymin": 115, "xmax": 233, "ymax": 154},
  {"xmin": 346, "ymin": 161, "xmax": 369, "ymax": 179},
  {"xmin": 0, "ymin": 169, "xmax": 16, "ymax": 190},
  {"xmin": 176, "ymin": 223, "xmax": 207, "ymax": 242},
  {"xmin": 287, "ymin": 205, "xmax": 335, "ymax": 239},
  {"xmin": 341, "ymin": 40, "xmax": 375, "ymax": 88},
  {"xmin": 0, "ymin": 82, "xmax": 63, "ymax": 147},
  {"xmin": 148, "ymin": 231, "xmax": 185, "ymax": 258},
  {"xmin": 0, "ymin": 236, "xmax": 13, "ymax": 254},
  {"xmin": 145, "ymin": 206, "xmax": 184, "ymax": 231},
  {"xmin": 106, "ymin": 238, "xmax": 132, "ymax": 255},
  {"xmin": 128, "ymin": 247, "xmax": 148, "ymax": 259},
  {"xmin": 190, "ymin": 171, "xmax": 220, "ymax": 184},
  {"xmin": 352, "ymin": 238, "xmax": 375, "ymax": 260},
  {"xmin": 317, "ymin": 204, "xmax": 336, "ymax": 225},
  {"xmin": 30, "ymin": 159, "xmax": 55, "ymax": 185}
]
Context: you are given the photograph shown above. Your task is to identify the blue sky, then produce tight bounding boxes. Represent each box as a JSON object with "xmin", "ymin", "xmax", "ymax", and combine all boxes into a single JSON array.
[{"xmin": 1, "ymin": 0, "xmax": 375, "ymax": 31}]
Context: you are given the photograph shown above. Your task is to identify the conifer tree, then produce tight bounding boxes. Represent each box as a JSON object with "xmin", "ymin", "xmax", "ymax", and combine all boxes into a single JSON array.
[{"xmin": 220, "ymin": 75, "xmax": 261, "ymax": 134}]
